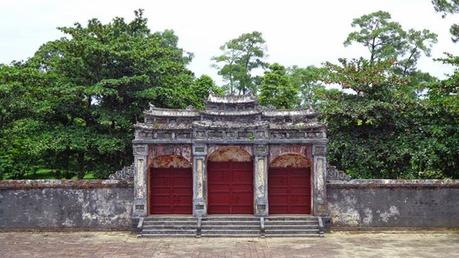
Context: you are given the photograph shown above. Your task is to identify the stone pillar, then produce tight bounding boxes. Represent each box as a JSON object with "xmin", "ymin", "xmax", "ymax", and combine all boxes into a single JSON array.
[
  {"xmin": 312, "ymin": 144, "xmax": 328, "ymax": 216},
  {"xmin": 193, "ymin": 144, "xmax": 207, "ymax": 217},
  {"xmin": 254, "ymin": 144, "xmax": 269, "ymax": 216},
  {"xmin": 133, "ymin": 144, "xmax": 148, "ymax": 218}
]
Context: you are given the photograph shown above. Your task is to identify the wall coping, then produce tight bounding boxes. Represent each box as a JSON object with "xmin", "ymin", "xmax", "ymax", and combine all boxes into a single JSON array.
[
  {"xmin": 0, "ymin": 180, "xmax": 133, "ymax": 190},
  {"xmin": 327, "ymin": 179, "xmax": 459, "ymax": 189}
]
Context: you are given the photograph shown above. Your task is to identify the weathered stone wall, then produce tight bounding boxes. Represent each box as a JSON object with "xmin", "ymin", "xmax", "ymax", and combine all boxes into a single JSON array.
[
  {"xmin": 0, "ymin": 180, "xmax": 133, "ymax": 230},
  {"xmin": 328, "ymin": 179, "xmax": 459, "ymax": 228}
]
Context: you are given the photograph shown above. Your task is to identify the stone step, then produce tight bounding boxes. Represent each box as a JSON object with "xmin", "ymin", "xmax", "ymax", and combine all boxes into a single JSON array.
[
  {"xmin": 202, "ymin": 221, "xmax": 259, "ymax": 226},
  {"xmin": 140, "ymin": 233, "xmax": 196, "ymax": 238},
  {"xmin": 202, "ymin": 217, "xmax": 259, "ymax": 221},
  {"xmin": 265, "ymin": 221, "xmax": 318, "ymax": 225},
  {"xmin": 143, "ymin": 221, "xmax": 197, "ymax": 226},
  {"xmin": 144, "ymin": 217, "xmax": 195, "ymax": 222},
  {"xmin": 265, "ymin": 217, "xmax": 317, "ymax": 222},
  {"xmin": 202, "ymin": 226, "xmax": 259, "ymax": 230},
  {"xmin": 141, "ymin": 229, "xmax": 196, "ymax": 234},
  {"xmin": 143, "ymin": 225, "xmax": 196, "ymax": 229},
  {"xmin": 265, "ymin": 225, "xmax": 318, "ymax": 229},
  {"xmin": 265, "ymin": 229, "xmax": 319, "ymax": 234},
  {"xmin": 264, "ymin": 233, "xmax": 321, "ymax": 238},
  {"xmin": 201, "ymin": 229, "xmax": 260, "ymax": 234},
  {"xmin": 201, "ymin": 234, "xmax": 260, "ymax": 237}
]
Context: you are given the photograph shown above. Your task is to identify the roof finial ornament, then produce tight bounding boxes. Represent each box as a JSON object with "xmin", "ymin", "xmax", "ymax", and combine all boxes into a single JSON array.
[
  {"xmin": 148, "ymin": 102, "xmax": 156, "ymax": 111},
  {"xmin": 185, "ymin": 105, "xmax": 194, "ymax": 110}
]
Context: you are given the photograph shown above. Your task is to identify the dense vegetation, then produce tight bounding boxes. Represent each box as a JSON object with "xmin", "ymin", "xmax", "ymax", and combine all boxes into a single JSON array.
[{"xmin": 1, "ymin": 4, "xmax": 457, "ymax": 180}]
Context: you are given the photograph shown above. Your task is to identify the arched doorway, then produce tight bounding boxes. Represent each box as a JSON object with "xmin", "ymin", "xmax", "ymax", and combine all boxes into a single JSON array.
[
  {"xmin": 268, "ymin": 154, "xmax": 312, "ymax": 214},
  {"xmin": 149, "ymin": 155, "xmax": 192, "ymax": 214},
  {"xmin": 207, "ymin": 146, "xmax": 253, "ymax": 214}
]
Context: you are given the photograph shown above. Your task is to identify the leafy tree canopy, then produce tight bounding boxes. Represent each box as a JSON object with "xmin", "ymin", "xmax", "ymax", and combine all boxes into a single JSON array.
[
  {"xmin": 0, "ymin": 9, "xmax": 219, "ymax": 179},
  {"xmin": 212, "ymin": 31, "xmax": 267, "ymax": 95}
]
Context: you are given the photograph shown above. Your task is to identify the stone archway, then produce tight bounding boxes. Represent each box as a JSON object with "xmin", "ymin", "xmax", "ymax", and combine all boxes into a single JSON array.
[
  {"xmin": 207, "ymin": 146, "xmax": 253, "ymax": 214},
  {"xmin": 149, "ymin": 155, "xmax": 192, "ymax": 214},
  {"xmin": 269, "ymin": 153, "xmax": 312, "ymax": 214}
]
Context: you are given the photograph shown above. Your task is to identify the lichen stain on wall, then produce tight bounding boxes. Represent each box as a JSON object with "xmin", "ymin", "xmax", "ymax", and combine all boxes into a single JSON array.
[
  {"xmin": 270, "ymin": 154, "xmax": 310, "ymax": 168},
  {"xmin": 378, "ymin": 206, "xmax": 400, "ymax": 223},
  {"xmin": 329, "ymin": 194, "xmax": 361, "ymax": 226},
  {"xmin": 207, "ymin": 146, "xmax": 252, "ymax": 162}
]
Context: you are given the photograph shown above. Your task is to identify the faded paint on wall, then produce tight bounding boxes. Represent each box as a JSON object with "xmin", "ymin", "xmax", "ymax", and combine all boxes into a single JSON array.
[
  {"xmin": 207, "ymin": 146, "xmax": 252, "ymax": 162},
  {"xmin": 196, "ymin": 159, "xmax": 204, "ymax": 199},
  {"xmin": 269, "ymin": 145, "xmax": 312, "ymax": 164},
  {"xmin": 135, "ymin": 158, "xmax": 146, "ymax": 199},
  {"xmin": 270, "ymin": 154, "xmax": 310, "ymax": 168},
  {"xmin": 256, "ymin": 158, "xmax": 265, "ymax": 198},
  {"xmin": 148, "ymin": 144, "xmax": 192, "ymax": 167},
  {"xmin": 151, "ymin": 155, "xmax": 192, "ymax": 168}
]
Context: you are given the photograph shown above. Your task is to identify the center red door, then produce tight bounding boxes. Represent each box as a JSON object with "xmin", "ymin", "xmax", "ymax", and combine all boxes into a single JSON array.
[
  {"xmin": 207, "ymin": 161, "xmax": 253, "ymax": 214},
  {"xmin": 268, "ymin": 167, "xmax": 311, "ymax": 214},
  {"xmin": 149, "ymin": 167, "xmax": 193, "ymax": 214}
]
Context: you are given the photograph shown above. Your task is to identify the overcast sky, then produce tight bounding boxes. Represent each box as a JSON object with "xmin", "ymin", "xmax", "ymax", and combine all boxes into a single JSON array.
[{"xmin": 1, "ymin": 0, "xmax": 458, "ymax": 81}]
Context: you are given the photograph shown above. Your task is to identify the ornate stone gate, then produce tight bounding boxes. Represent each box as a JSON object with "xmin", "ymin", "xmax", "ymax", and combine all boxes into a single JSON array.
[{"xmin": 132, "ymin": 94, "xmax": 328, "ymax": 218}]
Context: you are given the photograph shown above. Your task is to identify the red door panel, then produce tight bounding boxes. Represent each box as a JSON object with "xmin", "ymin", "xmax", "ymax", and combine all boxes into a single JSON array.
[
  {"xmin": 208, "ymin": 161, "xmax": 253, "ymax": 214},
  {"xmin": 149, "ymin": 167, "xmax": 192, "ymax": 214},
  {"xmin": 268, "ymin": 167, "xmax": 311, "ymax": 214}
]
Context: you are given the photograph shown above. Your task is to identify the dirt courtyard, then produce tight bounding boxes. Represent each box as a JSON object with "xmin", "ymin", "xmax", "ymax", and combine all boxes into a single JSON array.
[{"xmin": 0, "ymin": 231, "xmax": 458, "ymax": 258}]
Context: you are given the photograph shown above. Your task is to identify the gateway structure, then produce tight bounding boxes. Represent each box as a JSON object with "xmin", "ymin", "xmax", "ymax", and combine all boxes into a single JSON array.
[
  {"xmin": 131, "ymin": 94, "xmax": 328, "ymax": 236},
  {"xmin": 132, "ymin": 94, "xmax": 328, "ymax": 217}
]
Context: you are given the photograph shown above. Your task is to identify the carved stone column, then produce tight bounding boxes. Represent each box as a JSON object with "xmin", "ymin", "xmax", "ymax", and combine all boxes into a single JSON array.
[
  {"xmin": 254, "ymin": 144, "xmax": 269, "ymax": 216},
  {"xmin": 312, "ymin": 144, "xmax": 328, "ymax": 216},
  {"xmin": 193, "ymin": 144, "xmax": 207, "ymax": 217},
  {"xmin": 133, "ymin": 144, "xmax": 148, "ymax": 218}
]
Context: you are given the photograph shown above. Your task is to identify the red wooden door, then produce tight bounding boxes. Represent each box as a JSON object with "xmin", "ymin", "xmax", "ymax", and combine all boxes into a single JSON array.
[
  {"xmin": 268, "ymin": 167, "xmax": 311, "ymax": 214},
  {"xmin": 149, "ymin": 167, "xmax": 192, "ymax": 214},
  {"xmin": 207, "ymin": 161, "xmax": 253, "ymax": 214}
]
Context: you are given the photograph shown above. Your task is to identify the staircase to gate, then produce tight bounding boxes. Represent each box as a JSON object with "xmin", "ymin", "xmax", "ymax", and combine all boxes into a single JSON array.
[{"xmin": 138, "ymin": 216, "xmax": 324, "ymax": 237}]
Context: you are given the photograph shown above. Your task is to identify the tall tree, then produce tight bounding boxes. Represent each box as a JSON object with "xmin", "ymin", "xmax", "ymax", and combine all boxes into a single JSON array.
[
  {"xmin": 287, "ymin": 66, "xmax": 325, "ymax": 108},
  {"xmin": 212, "ymin": 31, "xmax": 267, "ymax": 95},
  {"xmin": 317, "ymin": 10, "xmax": 457, "ymax": 179},
  {"xmin": 344, "ymin": 11, "xmax": 437, "ymax": 75},
  {"xmin": 259, "ymin": 63, "xmax": 299, "ymax": 109},
  {"xmin": 432, "ymin": 0, "xmax": 459, "ymax": 42},
  {"xmin": 0, "ymin": 10, "xmax": 217, "ymax": 179}
]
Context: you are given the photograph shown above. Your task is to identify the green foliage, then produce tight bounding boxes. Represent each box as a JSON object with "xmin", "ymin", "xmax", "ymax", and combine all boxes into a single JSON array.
[
  {"xmin": 316, "ymin": 10, "xmax": 458, "ymax": 178},
  {"xmin": 432, "ymin": 0, "xmax": 459, "ymax": 42},
  {"xmin": 259, "ymin": 64, "xmax": 299, "ymax": 109},
  {"xmin": 344, "ymin": 11, "xmax": 437, "ymax": 75},
  {"xmin": 0, "ymin": 10, "xmax": 218, "ymax": 179},
  {"xmin": 212, "ymin": 31, "xmax": 267, "ymax": 95},
  {"xmin": 287, "ymin": 66, "xmax": 326, "ymax": 108}
]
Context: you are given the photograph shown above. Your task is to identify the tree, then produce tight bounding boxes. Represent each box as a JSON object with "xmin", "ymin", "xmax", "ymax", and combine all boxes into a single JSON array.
[
  {"xmin": 259, "ymin": 63, "xmax": 299, "ymax": 109},
  {"xmin": 432, "ymin": 0, "xmax": 459, "ymax": 42},
  {"xmin": 0, "ymin": 10, "xmax": 217, "ymax": 179},
  {"xmin": 287, "ymin": 66, "xmax": 325, "ymax": 108},
  {"xmin": 316, "ymin": 10, "xmax": 457, "ymax": 179},
  {"xmin": 212, "ymin": 31, "xmax": 267, "ymax": 95},
  {"xmin": 344, "ymin": 11, "xmax": 437, "ymax": 75}
]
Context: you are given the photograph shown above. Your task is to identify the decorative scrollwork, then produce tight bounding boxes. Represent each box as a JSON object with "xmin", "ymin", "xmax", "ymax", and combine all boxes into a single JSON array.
[{"xmin": 109, "ymin": 164, "xmax": 135, "ymax": 181}]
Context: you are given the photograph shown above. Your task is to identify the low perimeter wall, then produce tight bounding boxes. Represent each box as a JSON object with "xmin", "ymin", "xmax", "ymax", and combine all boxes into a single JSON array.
[
  {"xmin": 1, "ymin": 179, "xmax": 458, "ymax": 230},
  {"xmin": 327, "ymin": 179, "xmax": 459, "ymax": 229},
  {"xmin": 0, "ymin": 180, "xmax": 133, "ymax": 230}
]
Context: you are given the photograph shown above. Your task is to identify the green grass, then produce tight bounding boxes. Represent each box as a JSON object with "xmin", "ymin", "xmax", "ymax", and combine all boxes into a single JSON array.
[{"xmin": 2, "ymin": 168, "xmax": 99, "ymax": 180}]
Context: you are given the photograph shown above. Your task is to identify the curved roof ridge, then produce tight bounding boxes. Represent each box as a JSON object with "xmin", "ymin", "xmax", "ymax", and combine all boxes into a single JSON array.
[{"xmin": 207, "ymin": 93, "xmax": 257, "ymax": 103}]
